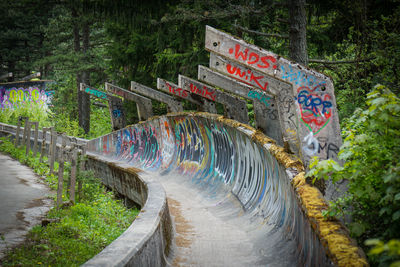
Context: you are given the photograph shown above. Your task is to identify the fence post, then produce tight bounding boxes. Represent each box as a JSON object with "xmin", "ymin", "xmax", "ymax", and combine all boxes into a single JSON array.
[
  {"xmin": 32, "ymin": 122, "xmax": 39, "ymax": 157},
  {"xmin": 49, "ymin": 129, "xmax": 57, "ymax": 175},
  {"xmin": 78, "ymin": 143, "xmax": 86, "ymax": 201},
  {"xmin": 15, "ymin": 117, "xmax": 22, "ymax": 147},
  {"xmin": 40, "ymin": 127, "xmax": 49, "ymax": 162},
  {"xmin": 56, "ymin": 133, "xmax": 67, "ymax": 209},
  {"xmin": 22, "ymin": 117, "xmax": 29, "ymax": 148},
  {"xmin": 25, "ymin": 121, "xmax": 32, "ymax": 156},
  {"xmin": 56, "ymin": 147, "xmax": 64, "ymax": 209},
  {"xmin": 69, "ymin": 140, "xmax": 77, "ymax": 204}
]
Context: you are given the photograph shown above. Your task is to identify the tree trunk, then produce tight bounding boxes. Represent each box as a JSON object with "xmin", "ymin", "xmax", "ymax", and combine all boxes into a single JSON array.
[
  {"xmin": 72, "ymin": 7, "xmax": 83, "ymax": 127},
  {"xmin": 81, "ymin": 21, "xmax": 91, "ymax": 134},
  {"xmin": 288, "ymin": 0, "xmax": 308, "ymax": 66}
]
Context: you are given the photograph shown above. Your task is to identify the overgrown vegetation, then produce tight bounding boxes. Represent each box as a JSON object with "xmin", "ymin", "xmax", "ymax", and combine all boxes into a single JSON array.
[
  {"xmin": 2, "ymin": 0, "xmax": 400, "ymax": 265},
  {"xmin": 0, "ymin": 138, "xmax": 138, "ymax": 266},
  {"xmin": 306, "ymin": 85, "xmax": 400, "ymax": 266}
]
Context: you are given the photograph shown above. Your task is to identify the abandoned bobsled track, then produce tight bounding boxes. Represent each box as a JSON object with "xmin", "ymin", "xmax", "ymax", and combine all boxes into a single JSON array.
[{"xmin": 81, "ymin": 112, "xmax": 367, "ymax": 267}]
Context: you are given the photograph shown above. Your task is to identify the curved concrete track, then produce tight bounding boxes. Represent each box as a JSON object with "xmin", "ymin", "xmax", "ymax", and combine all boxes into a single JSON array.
[
  {"xmin": 87, "ymin": 113, "xmax": 334, "ymax": 266},
  {"xmin": 0, "ymin": 152, "xmax": 53, "ymax": 260}
]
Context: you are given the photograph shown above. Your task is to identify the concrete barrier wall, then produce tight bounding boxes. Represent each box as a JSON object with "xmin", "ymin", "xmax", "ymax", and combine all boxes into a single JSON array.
[
  {"xmin": 82, "ymin": 156, "xmax": 172, "ymax": 267},
  {"xmin": 86, "ymin": 112, "xmax": 367, "ymax": 266}
]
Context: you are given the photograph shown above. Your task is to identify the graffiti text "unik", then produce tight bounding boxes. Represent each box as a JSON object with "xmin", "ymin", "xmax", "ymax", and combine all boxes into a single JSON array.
[{"xmin": 189, "ymin": 83, "xmax": 216, "ymax": 101}]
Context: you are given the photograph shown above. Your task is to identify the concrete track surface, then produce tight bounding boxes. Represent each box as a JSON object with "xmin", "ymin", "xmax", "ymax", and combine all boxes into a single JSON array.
[
  {"xmin": 87, "ymin": 114, "xmax": 333, "ymax": 266},
  {"xmin": 0, "ymin": 152, "xmax": 53, "ymax": 260}
]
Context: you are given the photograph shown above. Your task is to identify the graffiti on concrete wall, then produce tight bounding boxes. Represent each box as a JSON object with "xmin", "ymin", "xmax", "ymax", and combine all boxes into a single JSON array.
[
  {"xmin": 296, "ymin": 85, "xmax": 333, "ymax": 135},
  {"xmin": 0, "ymin": 86, "xmax": 54, "ymax": 109},
  {"xmin": 228, "ymin": 43, "xmax": 278, "ymax": 70},
  {"xmin": 85, "ymin": 87, "xmax": 108, "ymax": 100},
  {"xmin": 247, "ymin": 90, "xmax": 271, "ymax": 107},
  {"xmin": 189, "ymin": 83, "xmax": 216, "ymax": 101},
  {"xmin": 87, "ymin": 114, "xmax": 329, "ymax": 265}
]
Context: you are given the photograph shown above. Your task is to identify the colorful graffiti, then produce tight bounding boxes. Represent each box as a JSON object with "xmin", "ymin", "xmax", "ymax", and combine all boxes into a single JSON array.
[
  {"xmin": 296, "ymin": 85, "xmax": 333, "ymax": 134},
  {"xmin": 0, "ymin": 86, "xmax": 54, "ymax": 109},
  {"xmin": 85, "ymin": 87, "xmax": 108, "ymax": 100},
  {"xmin": 87, "ymin": 115, "xmax": 331, "ymax": 266},
  {"xmin": 247, "ymin": 90, "xmax": 271, "ymax": 107},
  {"xmin": 280, "ymin": 65, "xmax": 327, "ymax": 88}
]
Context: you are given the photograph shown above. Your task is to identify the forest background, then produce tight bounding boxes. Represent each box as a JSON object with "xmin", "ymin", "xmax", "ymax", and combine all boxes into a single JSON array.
[{"xmin": 1, "ymin": 0, "xmax": 399, "ymax": 265}]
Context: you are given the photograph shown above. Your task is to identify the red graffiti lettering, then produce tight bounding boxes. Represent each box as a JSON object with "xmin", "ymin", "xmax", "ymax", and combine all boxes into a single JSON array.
[
  {"xmin": 228, "ymin": 44, "xmax": 277, "ymax": 70},
  {"xmin": 228, "ymin": 44, "xmax": 248, "ymax": 61},
  {"xmin": 247, "ymin": 52, "xmax": 259, "ymax": 65},
  {"xmin": 249, "ymin": 73, "xmax": 268, "ymax": 91},
  {"xmin": 225, "ymin": 64, "xmax": 268, "ymax": 91},
  {"xmin": 167, "ymin": 82, "xmax": 189, "ymax": 98},
  {"xmin": 258, "ymin": 56, "xmax": 277, "ymax": 69},
  {"xmin": 189, "ymin": 83, "xmax": 216, "ymax": 101}
]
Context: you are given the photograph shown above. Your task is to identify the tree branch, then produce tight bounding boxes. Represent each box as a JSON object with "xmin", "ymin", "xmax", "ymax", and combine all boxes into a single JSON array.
[
  {"xmin": 232, "ymin": 24, "xmax": 289, "ymax": 39},
  {"xmin": 309, "ymin": 57, "xmax": 375, "ymax": 64}
]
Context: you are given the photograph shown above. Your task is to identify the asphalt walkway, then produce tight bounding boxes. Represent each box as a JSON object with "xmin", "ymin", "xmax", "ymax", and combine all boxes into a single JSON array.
[{"xmin": 0, "ymin": 152, "xmax": 53, "ymax": 259}]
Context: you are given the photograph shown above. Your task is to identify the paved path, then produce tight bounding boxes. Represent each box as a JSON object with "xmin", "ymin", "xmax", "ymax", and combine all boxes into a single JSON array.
[{"xmin": 0, "ymin": 152, "xmax": 53, "ymax": 259}]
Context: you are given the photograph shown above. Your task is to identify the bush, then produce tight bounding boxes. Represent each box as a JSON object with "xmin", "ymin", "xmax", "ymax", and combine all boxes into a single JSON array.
[{"xmin": 306, "ymin": 84, "xmax": 400, "ymax": 265}]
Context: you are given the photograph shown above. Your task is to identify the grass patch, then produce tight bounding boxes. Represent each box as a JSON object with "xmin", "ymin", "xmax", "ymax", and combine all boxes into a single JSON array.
[{"xmin": 0, "ymin": 137, "xmax": 139, "ymax": 266}]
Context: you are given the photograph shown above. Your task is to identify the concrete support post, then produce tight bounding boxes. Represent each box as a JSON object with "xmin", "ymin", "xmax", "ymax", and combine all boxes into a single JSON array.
[
  {"xmin": 108, "ymin": 95, "xmax": 126, "ymax": 131},
  {"xmin": 105, "ymin": 82, "xmax": 154, "ymax": 121}
]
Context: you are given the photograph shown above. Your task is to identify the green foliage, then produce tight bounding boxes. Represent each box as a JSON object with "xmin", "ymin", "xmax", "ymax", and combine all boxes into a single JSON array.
[
  {"xmin": 0, "ymin": 138, "xmax": 138, "ymax": 266},
  {"xmin": 0, "ymin": 101, "xmax": 53, "ymax": 128},
  {"xmin": 87, "ymin": 105, "xmax": 112, "ymax": 138},
  {"xmin": 366, "ymin": 239, "xmax": 400, "ymax": 267},
  {"xmin": 306, "ymin": 85, "xmax": 400, "ymax": 264}
]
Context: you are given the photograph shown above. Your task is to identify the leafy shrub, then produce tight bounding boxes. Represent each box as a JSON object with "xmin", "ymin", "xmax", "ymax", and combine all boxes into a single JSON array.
[{"xmin": 306, "ymin": 85, "xmax": 400, "ymax": 264}]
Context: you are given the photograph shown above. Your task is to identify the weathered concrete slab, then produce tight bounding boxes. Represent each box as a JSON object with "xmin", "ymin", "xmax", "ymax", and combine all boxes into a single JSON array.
[
  {"xmin": 21, "ymin": 72, "xmax": 40, "ymax": 81},
  {"xmin": 157, "ymin": 78, "xmax": 218, "ymax": 114},
  {"xmin": 209, "ymin": 54, "xmax": 300, "ymax": 154},
  {"xmin": 178, "ymin": 75, "xmax": 249, "ymax": 123},
  {"xmin": 130, "ymin": 81, "xmax": 183, "ymax": 113},
  {"xmin": 105, "ymin": 82, "xmax": 153, "ymax": 121},
  {"xmin": 80, "ymin": 83, "xmax": 127, "ymax": 130},
  {"xmin": 108, "ymin": 95, "xmax": 126, "ymax": 131},
  {"xmin": 0, "ymin": 73, "xmax": 12, "ymax": 80},
  {"xmin": 198, "ymin": 65, "xmax": 283, "ymax": 145},
  {"xmin": 80, "ymin": 83, "xmax": 108, "ymax": 100},
  {"xmin": 205, "ymin": 25, "xmax": 342, "ymax": 169}
]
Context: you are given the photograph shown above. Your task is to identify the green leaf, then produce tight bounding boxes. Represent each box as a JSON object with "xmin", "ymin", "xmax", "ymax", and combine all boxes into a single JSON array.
[
  {"xmin": 349, "ymin": 222, "xmax": 366, "ymax": 237},
  {"xmin": 393, "ymin": 210, "xmax": 400, "ymax": 221},
  {"xmin": 365, "ymin": 239, "xmax": 383, "ymax": 246}
]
